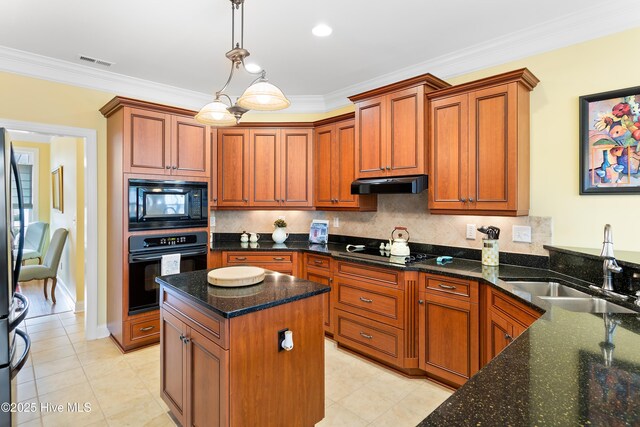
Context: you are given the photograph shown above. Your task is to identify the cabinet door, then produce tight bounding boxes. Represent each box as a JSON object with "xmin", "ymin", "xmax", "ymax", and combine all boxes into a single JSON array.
[
  {"xmin": 313, "ymin": 124, "xmax": 335, "ymax": 208},
  {"xmin": 387, "ymin": 86, "xmax": 425, "ymax": 176},
  {"xmin": 419, "ymin": 292, "xmax": 479, "ymax": 387},
  {"xmin": 210, "ymin": 129, "xmax": 218, "ymax": 208},
  {"xmin": 355, "ymin": 96, "xmax": 387, "ymax": 178},
  {"xmin": 305, "ymin": 268, "xmax": 333, "ymax": 334},
  {"xmin": 334, "ymin": 119, "xmax": 360, "ymax": 208},
  {"xmin": 249, "ymin": 129, "xmax": 280, "ymax": 207},
  {"xmin": 468, "ymin": 83, "xmax": 517, "ymax": 211},
  {"xmin": 486, "ymin": 309, "xmax": 514, "ymax": 363},
  {"xmin": 186, "ymin": 327, "xmax": 229, "ymax": 427},
  {"xmin": 217, "ymin": 129, "xmax": 250, "ymax": 207},
  {"xmin": 281, "ymin": 129, "xmax": 313, "ymax": 207},
  {"xmin": 171, "ymin": 115, "xmax": 211, "ymax": 177},
  {"xmin": 160, "ymin": 309, "xmax": 187, "ymax": 427},
  {"xmin": 428, "ymin": 94, "xmax": 469, "ymax": 211},
  {"xmin": 125, "ymin": 107, "xmax": 171, "ymax": 175}
]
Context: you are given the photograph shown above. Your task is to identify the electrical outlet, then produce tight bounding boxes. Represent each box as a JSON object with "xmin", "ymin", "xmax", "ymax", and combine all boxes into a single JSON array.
[
  {"xmin": 209, "ymin": 215, "xmax": 215, "ymax": 226},
  {"xmin": 333, "ymin": 217, "xmax": 340, "ymax": 228},
  {"xmin": 466, "ymin": 224, "xmax": 476, "ymax": 240},
  {"xmin": 277, "ymin": 328, "xmax": 289, "ymax": 352},
  {"xmin": 512, "ymin": 225, "xmax": 532, "ymax": 243}
]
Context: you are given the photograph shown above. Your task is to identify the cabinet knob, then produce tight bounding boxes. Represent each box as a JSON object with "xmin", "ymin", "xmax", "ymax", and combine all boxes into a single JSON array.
[
  {"xmin": 165, "ymin": 166, "xmax": 171, "ymax": 169},
  {"xmin": 179, "ymin": 334, "xmax": 185, "ymax": 342},
  {"xmin": 243, "ymin": 198, "xmax": 248, "ymax": 202},
  {"xmin": 172, "ymin": 165, "xmax": 177, "ymax": 169},
  {"xmin": 380, "ymin": 167, "xmax": 385, "ymax": 170},
  {"xmin": 329, "ymin": 278, "xmax": 333, "ymax": 283},
  {"xmin": 504, "ymin": 333, "xmax": 513, "ymax": 341},
  {"xmin": 386, "ymin": 166, "xmax": 391, "ymax": 170},
  {"xmin": 469, "ymin": 197, "xmax": 474, "ymax": 203},
  {"xmin": 213, "ymin": 198, "xmax": 217, "ymax": 202},
  {"xmin": 418, "ymin": 299, "xmax": 424, "ymax": 304},
  {"xmin": 460, "ymin": 198, "xmax": 467, "ymax": 203}
]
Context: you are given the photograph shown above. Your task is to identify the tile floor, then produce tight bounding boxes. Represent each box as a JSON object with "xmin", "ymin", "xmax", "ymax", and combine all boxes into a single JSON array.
[{"xmin": 15, "ymin": 313, "xmax": 452, "ymax": 426}]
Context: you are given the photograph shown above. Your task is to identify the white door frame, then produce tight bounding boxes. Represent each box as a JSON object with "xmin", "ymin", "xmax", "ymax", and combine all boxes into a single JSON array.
[{"xmin": 0, "ymin": 118, "xmax": 102, "ymax": 339}]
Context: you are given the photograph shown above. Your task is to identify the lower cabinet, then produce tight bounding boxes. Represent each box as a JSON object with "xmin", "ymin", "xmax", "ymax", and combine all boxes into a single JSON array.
[
  {"xmin": 418, "ymin": 274, "xmax": 479, "ymax": 388},
  {"xmin": 484, "ymin": 286, "xmax": 541, "ymax": 365},
  {"xmin": 222, "ymin": 251, "xmax": 297, "ymax": 275},
  {"xmin": 161, "ymin": 305, "xmax": 228, "ymax": 427},
  {"xmin": 303, "ymin": 254, "xmax": 333, "ymax": 335}
]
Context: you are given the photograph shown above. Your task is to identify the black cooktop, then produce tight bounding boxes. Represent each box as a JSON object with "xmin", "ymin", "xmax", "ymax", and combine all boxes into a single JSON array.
[{"xmin": 343, "ymin": 247, "xmax": 435, "ymax": 265}]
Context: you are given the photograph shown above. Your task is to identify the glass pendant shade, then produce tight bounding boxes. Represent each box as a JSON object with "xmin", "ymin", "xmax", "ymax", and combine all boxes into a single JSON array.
[
  {"xmin": 195, "ymin": 100, "xmax": 237, "ymax": 126},
  {"xmin": 236, "ymin": 80, "xmax": 290, "ymax": 111}
]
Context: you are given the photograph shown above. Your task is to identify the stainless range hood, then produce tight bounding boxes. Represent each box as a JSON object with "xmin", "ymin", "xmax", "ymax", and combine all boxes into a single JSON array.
[{"xmin": 350, "ymin": 175, "xmax": 428, "ymax": 194}]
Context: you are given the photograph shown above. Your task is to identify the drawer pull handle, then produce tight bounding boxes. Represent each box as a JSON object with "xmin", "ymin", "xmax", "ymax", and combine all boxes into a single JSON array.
[
  {"xmin": 235, "ymin": 257, "xmax": 247, "ymax": 261},
  {"xmin": 314, "ymin": 260, "xmax": 324, "ymax": 264},
  {"xmin": 273, "ymin": 257, "xmax": 285, "ymax": 261},
  {"xmin": 505, "ymin": 333, "xmax": 513, "ymax": 341},
  {"xmin": 139, "ymin": 326, "xmax": 155, "ymax": 332},
  {"xmin": 359, "ymin": 297, "xmax": 373, "ymax": 303},
  {"xmin": 438, "ymin": 284, "xmax": 456, "ymax": 290},
  {"xmin": 360, "ymin": 332, "xmax": 373, "ymax": 339}
]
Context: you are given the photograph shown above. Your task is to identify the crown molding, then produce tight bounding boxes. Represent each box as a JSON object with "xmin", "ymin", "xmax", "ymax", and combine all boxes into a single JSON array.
[{"xmin": 1, "ymin": 4, "xmax": 638, "ymax": 115}]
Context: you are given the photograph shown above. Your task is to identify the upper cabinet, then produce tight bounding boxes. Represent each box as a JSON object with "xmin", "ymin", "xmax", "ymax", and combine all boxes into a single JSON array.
[
  {"xmin": 427, "ymin": 69, "xmax": 539, "ymax": 216},
  {"xmin": 217, "ymin": 127, "xmax": 313, "ymax": 209},
  {"xmin": 314, "ymin": 116, "xmax": 377, "ymax": 211},
  {"xmin": 100, "ymin": 98, "xmax": 210, "ymax": 178},
  {"xmin": 209, "ymin": 129, "xmax": 218, "ymax": 208},
  {"xmin": 349, "ymin": 74, "xmax": 450, "ymax": 179}
]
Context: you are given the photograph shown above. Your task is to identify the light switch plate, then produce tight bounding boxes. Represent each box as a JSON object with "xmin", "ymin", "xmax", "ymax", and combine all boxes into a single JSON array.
[
  {"xmin": 333, "ymin": 217, "xmax": 340, "ymax": 228},
  {"xmin": 466, "ymin": 224, "xmax": 476, "ymax": 240},
  {"xmin": 512, "ymin": 225, "xmax": 532, "ymax": 243}
]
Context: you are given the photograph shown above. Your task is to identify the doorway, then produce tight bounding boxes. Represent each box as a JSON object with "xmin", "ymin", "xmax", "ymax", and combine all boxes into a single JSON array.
[{"xmin": 0, "ymin": 118, "xmax": 100, "ymax": 339}]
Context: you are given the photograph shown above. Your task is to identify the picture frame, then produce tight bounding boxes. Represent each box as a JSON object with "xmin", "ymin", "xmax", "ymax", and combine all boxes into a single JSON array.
[
  {"xmin": 579, "ymin": 85, "xmax": 640, "ymax": 194},
  {"xmin": 51, "ymin": 166, "xmax": 64, "ymax": 213},
  {"xmin": 309, "ymin": 220, "xmax": 329, "ymax": 244}
]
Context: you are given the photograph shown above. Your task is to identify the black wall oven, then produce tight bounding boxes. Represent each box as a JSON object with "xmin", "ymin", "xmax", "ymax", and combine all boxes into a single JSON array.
[
  {"xmin": 128, "ymin": 179, "xmax": 208, "ymax": 231},
  {"xmin": 128, "ymin": 231, "xmax": 208, "ymax": 315}
]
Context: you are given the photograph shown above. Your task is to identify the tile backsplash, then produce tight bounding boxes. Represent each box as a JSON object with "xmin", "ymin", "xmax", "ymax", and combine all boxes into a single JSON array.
[{"xmin": 212, "ymin": 194, "xmax": 552, "ymax": 256}]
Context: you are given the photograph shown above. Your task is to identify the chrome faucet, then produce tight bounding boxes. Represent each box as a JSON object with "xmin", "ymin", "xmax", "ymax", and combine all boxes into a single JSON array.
[{"xmin": 601, "ymin": 224, "xmax": 622, "ymax": 293}]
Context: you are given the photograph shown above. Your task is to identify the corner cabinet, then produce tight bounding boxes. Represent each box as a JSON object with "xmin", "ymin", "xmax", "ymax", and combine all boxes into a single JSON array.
[
  {"xmin": 349, "ymin": 74, "xmax": 450, "ymax": 179},
  {"xmin": 427, "ymin": 68, "xmax": 539, "ymax": 216},
  {"xmin": 313, "ymin": 116, "xmax": 377, "ymax": 211}
]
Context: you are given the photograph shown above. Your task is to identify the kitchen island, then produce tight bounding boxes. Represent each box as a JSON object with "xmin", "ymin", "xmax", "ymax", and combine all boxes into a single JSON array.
[{"xmin": 156, "ymin": 269, "xmax": 330, "ymax": 427}]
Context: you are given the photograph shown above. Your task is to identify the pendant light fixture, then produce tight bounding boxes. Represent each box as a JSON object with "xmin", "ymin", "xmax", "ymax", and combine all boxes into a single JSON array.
[{"xmin": 195, "ymin": 0, "xmax": 290, "ymax": 126}]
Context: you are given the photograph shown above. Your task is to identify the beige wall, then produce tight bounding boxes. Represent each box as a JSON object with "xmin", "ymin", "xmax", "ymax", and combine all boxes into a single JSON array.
[
  {"xmin": 50, "ymin": 137, "xmax": 85, "ymax": 306},
  {"xmin": 10, "ymin": 140, "xmax": 51, "ymax": 226}
]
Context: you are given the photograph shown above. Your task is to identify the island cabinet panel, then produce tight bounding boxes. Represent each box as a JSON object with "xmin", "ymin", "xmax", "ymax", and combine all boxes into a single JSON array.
[
  {"xmin": 161, "ymin": 309, "xmax": 187, "ymax": 427},
  {"xmin": 313, "ymin": 118, "xmax": 376, "ymax": 211},
  {"xmin": 427, "ymin": 68, "xmax": 538, "ymax": 216},
  {"xmin": 217, "ymin": 129, "xmax": 250, "ymax": 207},
  {"xmin": 222, "ymin": 251, "xmax": 297, "ymax": 276},
  {"xmin": 483, "ymin": 285, "xmax": 541, "ymax": 365},
  {"xmin": 418, "ymin": 273, "xmax": 479, "ymax": 388}
]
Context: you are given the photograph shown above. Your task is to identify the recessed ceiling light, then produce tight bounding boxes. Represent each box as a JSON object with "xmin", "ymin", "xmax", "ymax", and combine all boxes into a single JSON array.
[
  {"xmin": 312, "ymin": 24, "xmax": 332, "ymax": 37},
  {"xmin": 244, "ymin": 62, "xmax": 262, "ymax": 73}
]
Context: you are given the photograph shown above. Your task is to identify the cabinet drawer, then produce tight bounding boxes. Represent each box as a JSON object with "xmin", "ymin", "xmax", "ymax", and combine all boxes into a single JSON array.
[
  {"xmin": 306, "ymin": 254, "xmax": 331, "ymax": 270},
  {"xmin": 334, "ymin": 309, "xmax": 403, "ymax": 367},
  {"xmin": 488, "ymin": 287, "xmax": 540, "ymax": 327},
  {"xmin": 130, "ymin": 318, "xmax": 160, "ymax": 340},
  {"xmin": 335, "ymin": 276, "xmax": 403, "ymax": 328},
  {"xmin": 422, "ymin": 274, "xmax": 478, "ymax": 302},
  {"xmin": 225, "ymin": 252, "xmax": 292, "ymax": 264},
  {"xmin": 335, "ymin": 260, "xmax": 401, "ymax": 288}
]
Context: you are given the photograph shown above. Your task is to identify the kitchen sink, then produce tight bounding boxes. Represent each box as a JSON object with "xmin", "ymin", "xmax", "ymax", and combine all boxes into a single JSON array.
[
  {"xmin": 508, "ymin": 281, "xmax": 591, "ymax": 298},
  {"xmin": 538, "ymin": 297, "xmax": 636, "ymax": 314}
]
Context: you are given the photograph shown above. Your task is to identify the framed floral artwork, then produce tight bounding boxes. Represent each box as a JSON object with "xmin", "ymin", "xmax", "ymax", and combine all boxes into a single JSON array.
[{"xmin": 579, "ymin": 86, "xmax": 640, "ymax": 194}]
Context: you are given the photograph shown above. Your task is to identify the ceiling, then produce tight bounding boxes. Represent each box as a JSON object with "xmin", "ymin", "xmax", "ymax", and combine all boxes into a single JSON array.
[{"xmin": 1, "ymin": 0, "xmax": 639, "ymax": 112}]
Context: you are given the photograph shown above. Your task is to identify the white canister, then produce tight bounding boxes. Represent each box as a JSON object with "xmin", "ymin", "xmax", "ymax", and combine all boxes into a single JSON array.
[{"xmin": 482, "ymin": 239, "xmax": 499, "ymax": 266}]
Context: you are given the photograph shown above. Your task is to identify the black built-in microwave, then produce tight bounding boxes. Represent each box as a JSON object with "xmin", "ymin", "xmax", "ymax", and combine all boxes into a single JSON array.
[{"xmin": 128, "ymin": 179, "xmax": 208, "ymax": 231}]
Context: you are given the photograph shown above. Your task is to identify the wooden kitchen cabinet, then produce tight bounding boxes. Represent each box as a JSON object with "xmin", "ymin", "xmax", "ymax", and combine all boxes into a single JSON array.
[
  {"xmin": 303, "ymin": 253, "xmax": 333, "ymax": 335},
  {"xmin": 349, "ymin": 74, "xmax": 450, "ymax": 179},
  {"xmin": 419, "ymin": 273, "xmax": 479, "ymax": 388},
  {"xmin": 209, "ymin": 129, "xmax": 218, "ymax": 208},
  {"xmin": 278, "ymin": 128, "xmax": 313, "ymax": 207},
  {"xmin": 217, "ymin": 128, "xmax": 250, "ymax": 207},
  {"xmin": 484, "ymin": 285, "xmax": 541, "ymax": 365},
  {"xmin": 314, "ymin": 116, "xmax": 377, "ymax": 211},
  {"xmin": 428, "ymin": 68, "xmax": 539, "ymax": 216},
  {"xmin": 222, "ymin": 251, "xmax": 297, "ymax": 276}
]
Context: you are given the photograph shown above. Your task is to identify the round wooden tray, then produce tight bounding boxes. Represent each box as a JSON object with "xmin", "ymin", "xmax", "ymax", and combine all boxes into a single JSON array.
[{"xmin": 207, "ymin": 266, "xmax": 266, "ymax": 287}]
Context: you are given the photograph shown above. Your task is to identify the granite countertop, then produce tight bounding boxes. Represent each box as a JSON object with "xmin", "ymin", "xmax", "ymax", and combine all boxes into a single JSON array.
[
  {"xmin": 546, "ymin": 244, "xmax": 640, "ymax": 269},
  {"xmin": 209, "ymin": 239, "xmax": 640, "ymax": 424},
  {"xmin": 156, "ymin": 270, "xmax": 330, "ymax": 318}
]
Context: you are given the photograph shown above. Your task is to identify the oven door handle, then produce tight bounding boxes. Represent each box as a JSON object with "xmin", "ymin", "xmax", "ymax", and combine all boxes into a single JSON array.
[{"xmin": 129, "ymin": 248, "xmax": 208, "ymax": 262}]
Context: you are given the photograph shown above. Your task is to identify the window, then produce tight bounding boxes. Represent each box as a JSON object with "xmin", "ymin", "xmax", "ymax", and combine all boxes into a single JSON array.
[{"xmin": 11, "ymin": 150, "xmax": 38, "ymax": 227}]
